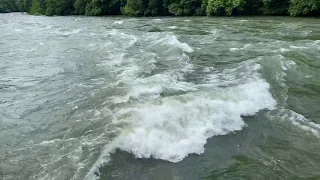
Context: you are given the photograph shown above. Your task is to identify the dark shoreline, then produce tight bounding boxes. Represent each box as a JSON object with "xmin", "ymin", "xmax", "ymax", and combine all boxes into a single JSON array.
[{"xmin": 1, "ymin": 12, "xmax": 320, "ymax": 18}]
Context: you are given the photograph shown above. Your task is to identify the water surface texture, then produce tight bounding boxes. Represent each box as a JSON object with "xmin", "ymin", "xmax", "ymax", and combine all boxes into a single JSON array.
[{"xmin": 0, "ymin": 14, "xmax": 320, "ymax": 180}]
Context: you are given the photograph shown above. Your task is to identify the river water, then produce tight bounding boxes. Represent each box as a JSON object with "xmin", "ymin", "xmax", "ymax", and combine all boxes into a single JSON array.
[{"xmin": 0, "ymin": 13, "xmax": 319, "ymax": 180}]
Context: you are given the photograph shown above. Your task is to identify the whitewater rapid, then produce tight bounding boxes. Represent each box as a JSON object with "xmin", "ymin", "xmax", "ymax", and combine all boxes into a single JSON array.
[
  {"xmin": 1, "ymin": 14, "xmax": 320, "ymax": 180},
  {"xmin": 83, "ymin": 28, "xmax": 277, "ymax": 179}
]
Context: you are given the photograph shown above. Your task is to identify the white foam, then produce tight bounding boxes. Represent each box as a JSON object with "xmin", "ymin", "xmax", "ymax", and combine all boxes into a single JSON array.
[
  {"xmin": 210, "ymin": 29, "xmax": 218, "ymax": 36},
  {"xmin": 269, "ymin": 109, "xmax": 320, "ymax": 138},
  {"xmin": 273, "ymin": 48, "xmax": 290, "ymax": 53},
  {"xmin": 113, "ymin": 21, "xmax": 123, "ymax": 25},
  {"xmin": 150, "ymin": 34, "xmax": 194, "ymax": 53},
  {"xmin": 168, "ymin": 26, "xmax": 178, "ymax": 29},
  {"xmin": 130, "ymin": 74, "xmax": 196, "ymax": 97},
  {"xmin": 105, "ymin": 60, "xmax": 276, "ymax": 163},
  {"xmin": 112, "ymin": 77, "xmax": 275, "ymax": 162},
  {"xmin": 39, "ymin": 139, "xmax": 61, "ymax": 145},
  {"xmin": 290, "ymin": 45, "xmax": 307, "ymax": 49},
  {"xmin": 230, "ymin": 44, "xmax": 253, "ymax": 51},
  {"xmin": 14, "ymin": 29, "xmax": 23, "ymax": 32},
  {"xmin": 284, "ymin": 60, "xmax": 296, "ymax": 69},
  {"xmin": 84, "ymin": 144, "xmax": 115, "ymax": 180},
  {"xmin": 112, "ymin": 71, "xmax": 197, "ymax": 104},
  {"xmin": 203, "ymin": 67, "xmax": 214, "ymax": 72},
  {"xmin": 55, "ymin": 29, "xmax": 82, "ymax": 36},
  {"xmin": 279, "ymin": 58, "xmax": 296, "ymax": 71}
]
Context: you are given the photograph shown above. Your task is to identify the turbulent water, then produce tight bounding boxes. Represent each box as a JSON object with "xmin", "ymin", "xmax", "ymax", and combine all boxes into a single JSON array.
[{"xmin": 0, "ymin": 13, "xmax": 320, "ymax": 180}]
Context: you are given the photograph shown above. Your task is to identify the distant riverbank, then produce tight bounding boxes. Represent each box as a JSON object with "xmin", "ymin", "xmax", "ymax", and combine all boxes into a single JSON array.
[{"xmin": 1, "ymin": 0, "xmax": 319, "ymax": 17}]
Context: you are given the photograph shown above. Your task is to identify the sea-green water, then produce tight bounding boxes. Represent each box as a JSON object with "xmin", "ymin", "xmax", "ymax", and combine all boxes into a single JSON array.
[{"xmin": 0, "ymin": 13, "xmax": 319, "ymax": 180}]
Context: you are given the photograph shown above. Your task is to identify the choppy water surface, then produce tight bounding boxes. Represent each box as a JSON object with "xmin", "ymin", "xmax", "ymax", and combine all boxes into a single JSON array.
[{"xmin": 0, "ymin": 13, "xmax": 320, "ymax": 180}]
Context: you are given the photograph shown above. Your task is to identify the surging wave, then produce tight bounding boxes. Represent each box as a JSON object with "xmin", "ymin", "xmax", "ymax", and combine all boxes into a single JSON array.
[
  {"xmin": 85, "ymin": 30, "xmax": 277, "ymax": 178},
  {"xmin": 112, "ymin": 78, "xmax": 275, "ymax": 162}
]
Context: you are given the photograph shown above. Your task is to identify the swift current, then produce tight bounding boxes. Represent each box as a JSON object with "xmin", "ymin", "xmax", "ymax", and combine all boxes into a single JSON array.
[{"xmin": 0, "ymin": 13, "xmax": 320, "ymax": 179}]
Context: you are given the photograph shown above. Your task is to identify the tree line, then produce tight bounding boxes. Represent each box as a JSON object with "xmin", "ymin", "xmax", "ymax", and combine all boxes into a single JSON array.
[{"xmin": 0, "ymin": 0, "xmax": 319, "ymax": 16}]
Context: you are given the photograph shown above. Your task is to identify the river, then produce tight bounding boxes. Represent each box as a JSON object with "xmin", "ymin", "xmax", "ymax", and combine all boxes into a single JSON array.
[{"xmin": 0, "ymin": 13, "xmax": 320, "ymax": 180}]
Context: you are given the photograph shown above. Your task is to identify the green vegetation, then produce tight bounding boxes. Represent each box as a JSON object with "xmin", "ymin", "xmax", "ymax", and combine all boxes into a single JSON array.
[
  {"xmin": 289, "ymin": 0, "xmax": 320, "ymax": 16},
  {"xmin": 0, "ymin": 0, "xmax": 19, "ymax": 13},
  {"xmin": 0, "ymin": 0, "xmax": 319, "ymax": 16},
  {"xmin": 206, "ymin": 0, "xmax": 246, "ymax": 16}
]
